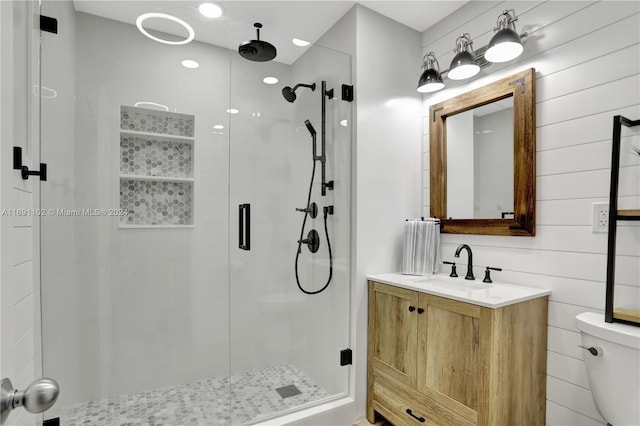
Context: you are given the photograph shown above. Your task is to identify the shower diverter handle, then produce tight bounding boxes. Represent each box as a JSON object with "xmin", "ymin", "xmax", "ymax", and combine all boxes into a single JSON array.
[{"xmin": 295, "ymin": 202, "xmax": 317, "ymax": 218}]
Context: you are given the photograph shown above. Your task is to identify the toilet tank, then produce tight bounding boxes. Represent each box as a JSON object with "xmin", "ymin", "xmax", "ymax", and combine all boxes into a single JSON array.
[{"xmin": 575, "ymin": 312, "xmax": 640, "ymax": 426}]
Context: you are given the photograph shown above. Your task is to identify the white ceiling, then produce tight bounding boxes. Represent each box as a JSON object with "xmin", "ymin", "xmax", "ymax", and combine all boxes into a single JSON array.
[{"xmin": 72, "ymin": 0, "xmax": 468, "ymax": 64}]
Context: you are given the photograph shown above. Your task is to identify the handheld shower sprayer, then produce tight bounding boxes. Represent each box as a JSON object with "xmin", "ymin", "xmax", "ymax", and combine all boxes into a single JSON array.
[
  {"xmin": 304, "ymin": 119, "xmax": 316, "ymax": 136},
  {"xmin": 282, "ymin": 83, "xmax": 316, "ymax": 103}
]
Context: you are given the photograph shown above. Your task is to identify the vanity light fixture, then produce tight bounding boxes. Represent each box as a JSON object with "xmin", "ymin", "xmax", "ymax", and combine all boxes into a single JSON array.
[
  {"xmin": 417, "ymin": 10, "xmax": 528, "ymax": 91},
  {"xmin": 136, "ymin": 13, "xmax": 195, "ymax": 45},
  {"xmin": 198, "ymin": 2, "xmax": 224, "ymax": 18},
  {"xmin": 485, "ymin": 10, "xmax": 524, "ymax": 63},
  {"xmin": 448, "ymin": 33, "xmax": 480, "ymax": 80},
  {"xmin": 417, "ymin": 52, "xmax": 445, "ymax": 93}
]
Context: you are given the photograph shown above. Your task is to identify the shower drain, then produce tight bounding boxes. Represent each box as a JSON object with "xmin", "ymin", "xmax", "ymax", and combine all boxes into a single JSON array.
[{"xmin": 275, "ymin": 384, "xmax": 302, "ymax": 399}]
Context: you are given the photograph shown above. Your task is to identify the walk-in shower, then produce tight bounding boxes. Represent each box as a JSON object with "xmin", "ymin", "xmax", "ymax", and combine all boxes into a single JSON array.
[{"xmin": 36, "ymin": 3, "xmax": 352, "ymax": 425}]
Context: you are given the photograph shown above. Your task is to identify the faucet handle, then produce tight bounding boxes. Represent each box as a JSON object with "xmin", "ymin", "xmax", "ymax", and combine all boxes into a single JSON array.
[
  {"xmin": 483, "ymin": 266, "xmax": 502, "ymax": 283},
  {"xmin": 443, "ymin": 261, "xmax": 458, "ymax": 278}
]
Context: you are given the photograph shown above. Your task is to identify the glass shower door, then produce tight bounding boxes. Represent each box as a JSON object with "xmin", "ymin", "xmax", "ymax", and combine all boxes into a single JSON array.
[
  {"xmin": 228, "ymin": 22, "xmax": 353, "ymax": 424},
  {"xmin": 38, "ymin": 1, "xmax": 233, "ymax": 424}
]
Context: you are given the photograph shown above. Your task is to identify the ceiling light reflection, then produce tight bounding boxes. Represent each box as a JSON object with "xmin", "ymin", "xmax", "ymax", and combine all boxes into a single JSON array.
[
  {"xmin": 181, "ymin": 59, "xmax": 200, "ymax": 69},
  {"xmin": 136, "ymin": 13, "xmax": 195, "ymax": 46},
  {"xmin": 292, "ymin": 38, "xmax": 310, "ymax": 47}
]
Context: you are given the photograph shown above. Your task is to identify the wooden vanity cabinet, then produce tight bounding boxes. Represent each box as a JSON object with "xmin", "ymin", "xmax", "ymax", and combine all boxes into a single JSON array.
[{"xmin": 367, "ymin": 280, "xmax": 548, "ymax": 426}]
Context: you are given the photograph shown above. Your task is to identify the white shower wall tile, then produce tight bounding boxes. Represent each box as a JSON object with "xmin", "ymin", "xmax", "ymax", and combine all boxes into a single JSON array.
[{"xmin": 61, "ymin": 364, "xmax": 329, "ymax": 426}]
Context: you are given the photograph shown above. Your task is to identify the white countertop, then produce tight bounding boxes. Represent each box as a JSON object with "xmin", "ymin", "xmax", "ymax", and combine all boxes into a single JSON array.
[{"xmin": 367, "ymin": 273, "xmax": 550, "ymax": 309}]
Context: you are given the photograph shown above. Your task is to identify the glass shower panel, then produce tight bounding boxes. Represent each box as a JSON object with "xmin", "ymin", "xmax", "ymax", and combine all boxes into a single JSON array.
[
  {"xmin": 39, "ymin": 1, "xmax": 232, "ymax": 424},
  {"xmin": 228, "ymin": 21, "xmax": 352, "ymax": 424}
]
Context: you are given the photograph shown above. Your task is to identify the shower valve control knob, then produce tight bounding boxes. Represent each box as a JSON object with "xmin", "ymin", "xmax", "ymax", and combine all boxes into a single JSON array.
[
  {"xmin": 323, "ymin": 180, "xmax": 334, "ymax": 191},
  {"xmin": 295, "ymin": 202, "xmax": 317, "ymax": 218}
]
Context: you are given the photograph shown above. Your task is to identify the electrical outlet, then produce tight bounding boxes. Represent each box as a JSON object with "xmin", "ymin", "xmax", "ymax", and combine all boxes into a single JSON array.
[{"xmin": 592, "ymin": 202, "xmax": 609, "ymax": 233}]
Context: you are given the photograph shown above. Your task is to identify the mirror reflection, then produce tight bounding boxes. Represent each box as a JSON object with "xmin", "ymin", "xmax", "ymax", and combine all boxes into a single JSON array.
[{"xmin": 446, "ymin": 97, "xmax": 514, "ymax": 219}]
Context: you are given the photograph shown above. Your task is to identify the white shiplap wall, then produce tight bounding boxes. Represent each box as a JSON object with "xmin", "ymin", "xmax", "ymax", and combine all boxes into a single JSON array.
[{"xmin": 421, "ymin": 2, "xmax": 640, "ymax": 425}]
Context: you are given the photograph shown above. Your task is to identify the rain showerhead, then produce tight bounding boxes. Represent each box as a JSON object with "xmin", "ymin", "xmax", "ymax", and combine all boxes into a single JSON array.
[
  {"xmin": 304, "ymin": 119, "xmax": 316, "ymax": 136},
  {"xmin": 282, "ymin": 82, "xmax": 316, "ymax": 103},
  {"xmin": 238, "ymin": 23, "xmax": 277, "ymax": 62}
]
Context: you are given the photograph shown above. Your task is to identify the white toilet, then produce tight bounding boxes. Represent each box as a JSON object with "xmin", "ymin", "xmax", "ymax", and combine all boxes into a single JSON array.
[{"xmin": 575, "ymin": 312, "xmax": 640, "ymax": 426}]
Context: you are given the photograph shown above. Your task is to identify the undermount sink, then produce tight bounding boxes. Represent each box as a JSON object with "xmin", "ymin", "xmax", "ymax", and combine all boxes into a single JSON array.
[
  {"xmin": 367, "ymin": 273, "xmax": 551, "ymax": 308},
  {"xmin": 405, "ymin": 275, "xmax": 492, "ymax": 291}
]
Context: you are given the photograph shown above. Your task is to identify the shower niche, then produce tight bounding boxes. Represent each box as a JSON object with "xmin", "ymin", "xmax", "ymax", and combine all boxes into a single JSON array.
[{"xmin": 119, "ymin": 105, "xmax": 195, "ymax": 227}]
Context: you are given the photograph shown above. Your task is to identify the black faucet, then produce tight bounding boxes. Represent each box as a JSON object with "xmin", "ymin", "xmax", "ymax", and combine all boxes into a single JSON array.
[{"xmin": 454, "ymin": 244, "xmax": 474, "ymax": 280}]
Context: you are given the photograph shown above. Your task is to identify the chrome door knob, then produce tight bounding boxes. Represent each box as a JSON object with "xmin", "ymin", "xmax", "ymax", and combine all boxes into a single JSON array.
[{"xmin": 1, "ymin": 378, "xmax": 59, "ymax": 424}]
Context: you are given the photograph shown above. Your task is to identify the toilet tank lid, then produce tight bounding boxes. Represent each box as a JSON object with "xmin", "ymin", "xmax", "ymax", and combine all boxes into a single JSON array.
[{"xmin": 576, "ymin": 312, "xmax": 640, "ymax": 349}]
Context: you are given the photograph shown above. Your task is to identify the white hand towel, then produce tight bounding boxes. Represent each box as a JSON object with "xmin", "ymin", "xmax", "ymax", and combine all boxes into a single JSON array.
[{"xmin": 401, "ymin": 219, "xmax": 440, "ymax": 276}]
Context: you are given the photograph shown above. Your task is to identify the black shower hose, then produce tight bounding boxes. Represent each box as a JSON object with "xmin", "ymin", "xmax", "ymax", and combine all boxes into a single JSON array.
[{"xmin": 295, "ymin": 158, "xmax": 333, "ymax": 295}]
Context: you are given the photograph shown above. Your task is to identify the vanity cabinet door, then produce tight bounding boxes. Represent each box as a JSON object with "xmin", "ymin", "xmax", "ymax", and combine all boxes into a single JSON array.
[
  {"xmin": 416, "ymin": 294, "xmax": 491, "ymax": 425},
  {"xmin": 368, "ymin": 282, "xmax": 419, "ymax": 387}
]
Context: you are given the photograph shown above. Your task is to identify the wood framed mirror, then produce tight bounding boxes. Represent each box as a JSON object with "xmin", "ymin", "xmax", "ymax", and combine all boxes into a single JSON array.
[{"xmin": 429, "ymin": 68, "xmax": 536, "ymax": 236}]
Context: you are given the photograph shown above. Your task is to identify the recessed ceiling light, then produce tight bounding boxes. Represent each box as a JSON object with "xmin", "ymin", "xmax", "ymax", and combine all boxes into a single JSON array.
[
  {"xmin": 213, "ymin": 124, "xmax": 224, "ymax": 129},
  {"xmin": 292, "ymin": 38, "xmax": 310, "ymax": 47},
  {"xmin": 263, "ymin": 76, "xmax": 278, "ymax": 85},
  {"xmin": 340, "ymin": 119, "xmax": 348, "ymax": 127},
  {"xmin": 136, "ymin": 13, "xmax": 195, "ymax": 45},
  {"xmin": 198, "ymin": 2, "xmax": 224, "ymax": 18},
  {"xmin": 181, "ymin": 59, "xmax": 200, "ymax": 69},
  {"xmin": 226, "ymin": 108, "xmax": 239, "ymax": 114}
]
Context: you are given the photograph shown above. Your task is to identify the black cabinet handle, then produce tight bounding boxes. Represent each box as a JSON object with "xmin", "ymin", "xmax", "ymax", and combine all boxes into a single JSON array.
[
  {"xmin": 408, "ymin": 306, "xmax": 416, "ymax": 312},
  {"xmin": 239, "ymin": 204, "xmax": 250, "ymax": 250},
  {"xmin": 417, "ymin": 308, "xmax": 425, "ymax": 314},
  {"xmin": 406, "ymin": 408, "xmax": 426, "ymax": 423}
]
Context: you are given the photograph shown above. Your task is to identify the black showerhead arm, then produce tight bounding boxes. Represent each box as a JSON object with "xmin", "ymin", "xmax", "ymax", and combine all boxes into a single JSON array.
[{"xmin": 292, "ymin": 83, "xmax": 316, "ymax": 92}]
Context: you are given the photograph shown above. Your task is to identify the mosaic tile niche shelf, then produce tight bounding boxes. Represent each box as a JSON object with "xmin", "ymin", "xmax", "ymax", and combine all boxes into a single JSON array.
[{"xmin": 120, "ymin": 106, "xmax": 194, "ymax": 227}]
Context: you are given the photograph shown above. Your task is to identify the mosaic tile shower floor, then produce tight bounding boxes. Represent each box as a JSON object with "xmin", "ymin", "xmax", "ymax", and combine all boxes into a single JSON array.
[{"xmin": 62, "ymin": 364, "xmax": 329, "ymax": 426}]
